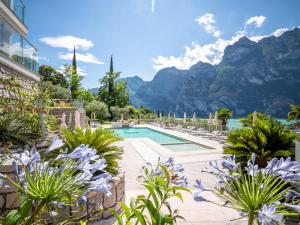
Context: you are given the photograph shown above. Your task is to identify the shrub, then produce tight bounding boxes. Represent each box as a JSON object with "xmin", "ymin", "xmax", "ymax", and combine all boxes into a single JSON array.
[
  {"xmin": 224, "ymin": 118, "xmax": 296, "ymax": 168},
  {"xmin": 194, "ymin": 154, "xmax": 299, "ymax": 225},
  {"xmin": 110, "ymin": 106, "xmax": 130, "ymax": 120},
  {"xmin": 39, "ymin": 81, "xmax": 71, "ymax": 100},
  {"xmin": 0, "ymin": 112, "xmax": 42, "ymax": 150},
  {"xmin": 85, "ymin": 100, "xmax": 110, "ymax": 120},
  {"xmin": 61, "ymin": 127, "xmax": 123, "ymax": 175},
  {"xmin": 112, "ymin": 158, "xmax": 190, "ymax": 225},
  {"xmin": 240, "ymin": 112, "xmax": 269, "ymax": 127}
]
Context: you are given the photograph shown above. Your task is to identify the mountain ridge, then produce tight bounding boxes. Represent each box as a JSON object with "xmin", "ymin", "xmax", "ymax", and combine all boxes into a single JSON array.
[{"xmin": 130, "ymin": 28, "xmax": 300, "ymax": 117}]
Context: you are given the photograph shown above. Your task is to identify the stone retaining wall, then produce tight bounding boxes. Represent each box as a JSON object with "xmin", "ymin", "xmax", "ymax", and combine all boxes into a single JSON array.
[
  {"xmin": 0, "ymin": 163, "xmax": 21, "ymax": 213},
  {"xmin": 0, "ymin": 163, "xmax": 125, "ymax": 221},
  {"xmin": 0, "ymin": 61, "xmax": 38, "ymax": 97},
  {"xmin": 48, "ymin": 107, "xmax": 86, "ymax": 129}
]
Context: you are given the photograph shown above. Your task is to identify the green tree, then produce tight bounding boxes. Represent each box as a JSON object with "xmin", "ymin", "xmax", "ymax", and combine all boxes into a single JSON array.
[
  {"xmin": 217, "ymin": 107, "xmax": 233, "ymax": 125},
  {"xmin": 288, "ymin": 104, "xmax": 300, "ymax": 120},
  {"xmin": 39, "ymin": 81, "xmax": 71, "ymax": 100},
  {"xmin": 69, "ymin": 47, "xmax": 81, "ymax": 99},
  {"xmin": 85, "ymin": 100, "xmax": 110, "ymax": 120},
  {"xmin": 224, "ymin": 117, "xmax": 296, "ymax": 168},
  {"xmin": 98, "ymin": 56, "xmax": 129, "ymax": 111},
  {"xmin": 77, "ymin": 88, "xmax": 96, "ymax": 102},
  {"xmin": 39, "ymin": 65, "xmax": 68, "ymax": 88}
]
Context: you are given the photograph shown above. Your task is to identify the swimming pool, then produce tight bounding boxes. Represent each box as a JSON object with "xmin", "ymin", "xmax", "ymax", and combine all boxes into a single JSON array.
[{"xmin": 112, "ymin": 127, "xmax": 212, "ymax": 151}]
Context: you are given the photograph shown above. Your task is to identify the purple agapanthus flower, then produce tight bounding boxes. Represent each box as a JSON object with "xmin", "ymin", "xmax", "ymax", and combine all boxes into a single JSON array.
[
  {"xmin": 194, "ymin": 191, "xmax": 207, "ymax": 202},
  {"xmin": 245, "ymin": 161, "xmax": 259, "ymax": 176},
  {"xmin": 283, "ymin": 203, "xmax": 300, "ymax": 213},
  {"xmin": 76, "ymin": 158, "xmax": 106, "ymax": 174},
  {"xmin": 88, "ymin": 172, "xmax": 112, "ymax": 196},
  {"xmin": 172, "ymin": 164, "xmax": 184, "ymax": 173},
  {"xmin": 264, "ymin": 157, "xmax": 299, "ymax": 181},
  {"xmin": 46, "ymin": 137, "xmax": 64, "ymax": 154},
  {"xmin": 160, "ymin": 157, "xmax": 175, "ymax": 166},
  {"xmin": 221, "ymin": 155, "xmax": 240, "ymax": 172},
  {"xmin": 258, "ymin": 204, "xmax": 284, "ymax": 225},
  {"xmin": 194, "ymin": 179, "xmax": 206, "ymax": 191},
  {"xmin": 19, "ymin": 150, "xmax": 41, "ymax": 168},
  {"xmin": 78, "ymin": 195, "xmax": 87, "ymax": 205},
  {"xmin": 215, "ymin": 180, "xmax": 225, "ymax": 190},
  {"xmin": 173, "ymin": 174, "xmax": 188, "ymax": 187},
  {"xmin": 65, "ymin": 145, "xmax": 96, "ymax": 160}
]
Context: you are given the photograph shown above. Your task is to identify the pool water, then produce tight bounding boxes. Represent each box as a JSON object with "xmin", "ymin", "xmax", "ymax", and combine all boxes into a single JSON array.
[{"xmin": 112, "ymin": 127, "xmax": 211, "ymax": 151}]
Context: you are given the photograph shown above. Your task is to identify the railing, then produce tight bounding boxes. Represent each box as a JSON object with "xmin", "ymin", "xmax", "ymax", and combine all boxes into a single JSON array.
[
  {"xmin": 0, "ymin": 15, "xmax": 39, "ymax": 74},
  {"xmin": 1, "ymin": 0, "xmax": 25, "ymax": 23}
]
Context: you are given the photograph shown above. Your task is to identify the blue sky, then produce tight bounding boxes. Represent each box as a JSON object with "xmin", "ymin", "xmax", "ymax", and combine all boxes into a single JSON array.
[{"xmin": 24, "ymin": 0, "xmax": 300, "ymax": 88}]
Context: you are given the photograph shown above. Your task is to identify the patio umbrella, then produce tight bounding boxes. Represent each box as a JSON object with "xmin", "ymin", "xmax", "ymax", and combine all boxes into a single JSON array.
[
  {"xmin": 183, "ymin": 112, "xmax": 187, "ymax": 123},
  {"xmin": 213, "ymin": 111, "xmax": 219, "ymax": 125},
  {"xmin": 160, "ymin": 112, "xmax": 162, "ymax": 120},
  {"xmin": 168, "ymin": 112, "xmax": 171, "ymax": 122},
  {"xmin": 121, "ymin": 113, "xmax": 124, "ymax": 122},
  {"xmin": 208, "ymin": 113, "xmax": 212, "ymax": 124},
  {"xmin": 252, "ymin": 111, "xmax": 257, "ymax": 125},
  {"xmin": 192, "ymin": 112, "xmax": 197, "ymax": 122},
  {"xmin": 173, "ymin": 112, "xmax": 176, "ymax": 119}
]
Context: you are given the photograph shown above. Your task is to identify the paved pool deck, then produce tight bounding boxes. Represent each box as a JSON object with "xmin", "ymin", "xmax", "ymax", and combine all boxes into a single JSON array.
[
  {"xmin": 105, "ymin": 125, "xmax": 247, "ymax": 225},
  {"xmin": 93, "ymin": 125, "xmax": 246, "ymax": 224}
]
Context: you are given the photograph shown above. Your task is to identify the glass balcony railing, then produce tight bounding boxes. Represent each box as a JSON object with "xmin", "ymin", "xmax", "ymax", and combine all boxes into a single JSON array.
[
  {"xmin": 1, "ymin": 0, "xmax": 25, "ymax": 23},
  {"xmin": 0, "ymin": 16, "xmax": 39, "ymax": 74}
]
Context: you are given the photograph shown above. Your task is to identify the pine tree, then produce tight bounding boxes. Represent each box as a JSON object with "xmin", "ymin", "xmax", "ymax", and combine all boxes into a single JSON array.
[
  {"xmin": 98, "ymin": 55, "xmax": 129, "ymax": 112},
  {"xmin": 70, "ymin": 46, "xmax": 80, "ymax": 99}
]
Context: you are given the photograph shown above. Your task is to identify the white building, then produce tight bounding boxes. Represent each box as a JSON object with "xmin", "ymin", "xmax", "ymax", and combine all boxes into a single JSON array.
[{"xmin": 0, "ymin": 0, "xmax": 39, "ymax": 95}]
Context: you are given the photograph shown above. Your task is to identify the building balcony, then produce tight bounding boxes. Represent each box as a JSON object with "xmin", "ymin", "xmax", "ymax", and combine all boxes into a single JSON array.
[
  {"xmin": 0, "ymin": 0, "xmax": 27, "ymax": 36},
  {"xmin": 0, "ymin": 15, "xmax": 39, "ymax": 75},
  {"xmin": 1, "ymin": 0, "xmax": 24, "ymax": 23}
]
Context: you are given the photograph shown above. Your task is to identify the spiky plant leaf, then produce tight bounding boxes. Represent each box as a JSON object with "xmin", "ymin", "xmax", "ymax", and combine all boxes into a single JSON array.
[{"xmin": 62, "ymin": 127, "xmax": 123, "ymax": 175}]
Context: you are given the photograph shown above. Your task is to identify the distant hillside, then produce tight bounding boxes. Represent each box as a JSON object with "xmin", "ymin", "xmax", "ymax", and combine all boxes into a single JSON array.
[{"xmin": 130, "ymin": 28, "xmax": 300, "ymax": 117}]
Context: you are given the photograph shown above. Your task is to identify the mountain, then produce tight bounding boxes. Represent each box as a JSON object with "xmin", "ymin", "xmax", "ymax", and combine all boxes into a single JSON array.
[
  {"xmin": 119, "ymin": 75, "xmax": 147, "ymax": 97},
  {"xmin": 89, "ymin": 75, "xmax": 147, "ymax": 101},
  {"xmin": 131, "ymin": 28, "xmax": 300, "ymax": 117}
]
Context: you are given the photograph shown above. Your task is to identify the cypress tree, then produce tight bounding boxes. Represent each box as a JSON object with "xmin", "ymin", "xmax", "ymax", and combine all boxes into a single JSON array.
[{"xmin": 70, "ymin": 46, "xmax": 80, "ymax": 99}]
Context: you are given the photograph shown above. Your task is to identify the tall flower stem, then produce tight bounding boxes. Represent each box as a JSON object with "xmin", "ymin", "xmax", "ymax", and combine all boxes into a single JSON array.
[
  {"xmin": 25, "ymin": 200, "xmax": 46, "ymax": 225},
  {"xmin": 248, "ymin": 211, "xmax": 254, "ymax": 225}
]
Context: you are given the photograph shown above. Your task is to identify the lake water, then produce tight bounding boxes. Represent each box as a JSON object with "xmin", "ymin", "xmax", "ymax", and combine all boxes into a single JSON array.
[{"xmin": 227, "ymin": 119, "xmax": 299, "ymax": 130}]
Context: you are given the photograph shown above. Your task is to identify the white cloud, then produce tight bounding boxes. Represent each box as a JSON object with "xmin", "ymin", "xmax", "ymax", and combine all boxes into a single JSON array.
[
  {"xmin": 153, "ymin": 31, "xmax": 245, "ymax": 70},
  {"xmin": 195, "ymin": 13, "xmax": 221, "ymax": 37},
  {"xmin": 77, "ymin": 67, "xmax": 88, "ymax": 76},
  {"xmin": 245, "ymin": 16, "xmax": 266, "ymax": 28},
  {"xmin": 153, "ymin": 26, "xmax": 294, "ymax": 71},
  {"xmin": 39, "ymin": 35, "xmax": 93, "ymax": 51},
  {"xmin": 58, "ymin": 52, "xmax": 104, "ymax": 64}
]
